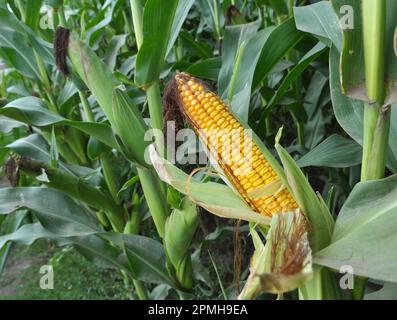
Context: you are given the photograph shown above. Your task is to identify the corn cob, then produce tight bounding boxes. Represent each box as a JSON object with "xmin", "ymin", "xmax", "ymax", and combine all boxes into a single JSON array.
[{"xmin": 174, "ymin": 72, "xmax": 298, "ymax": 217}]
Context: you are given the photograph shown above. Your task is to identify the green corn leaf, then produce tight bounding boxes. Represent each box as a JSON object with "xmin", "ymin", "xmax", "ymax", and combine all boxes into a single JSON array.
[
  {"xmin": 0, "ymin": 223, "xmax": 171, "ymax": 286},
  {"xmin": 219, "ymin": 20, "xmax": 269, "ymax": 121},
  {"xmin": 112, "ymin": 89, "xmax": 150, "ymax": 166},
  {"xmin": 25, "ymin": 0, "xmax": 44, "ymax": 31},
  {"xmin": 186, "ymin": 57, "xmax": 222, "ymax": 81},
  {"xmin": 68, "ymin": 32, "xmax": 120, "ymax": 124},
  {"xmin": 0, "ymin": 223, "xmax": 60, "ymax": 252},
  {"xmin": 0, "ymin": 187, "xmax": 102, "ymax": 237},
  {"xmin": 87, "ymin": 137, "xmax": 109, "ymax": 160},
  {"xmin": 0, "ymin": 210, "xmax": 26, "ymax": 275},
  {"xmin": 297, "ymin": 134, "xmax": 363, "ymax": 168},
  {"xmin": 314, "ymin": 174, "xmax": 397, "ymax": 283},
  {"xmin": 179, "ymin": 30, "xmax": 212, "ymax": 59},
  {"xmin": 265, "ymin": 42, "xmax": 327, "ymax": 114},
  {"xmin": 105, "ymin": 232, "xmax": 176, "ymax": 286},
  {"xmin": 275, "ymin": 129, "xmax": 335, "ymax": 253},
  {"xmin": 67, "ymin": 34, "xmax": 150, "ymax": 166},
  {"xmin": 0, "ymin": 9, "xmax": 41, "ymax": 79},
  {"xmin": 252, "ymin": 18, "xmax": 305, "ymax": 90},
  {"xmin": 18, "ymin": 158, "xmax": 124, "ymax": 231},
  {"xmin": 0, "ymin": 97, "xmax": 120, "ymax": 151},
  {"xmin": 0, "ymin": 117, "xmax": 26, "ymax": 133},
  {"xmin": 104, "ymin": 34, "xmax": 128, "ymax": 72},
  {"xmin": 77, "ymin": 232, "xmax": 173, "ymax": 285},
  {"xmin": 135, "ymin": 0, "xmax": 179, "ymax": 86},
  {"xmin": 5, "ymin": 134, "xmax": 101, "ymax": 182},
  {"xmin": 0, "ymin": 223, "xmax": 125, "ymax": 280},
  {"xmin": 70, "ymin": 234, "xmax": 129, "ymax": 272},
  {"xmin": 294, "ymin": 1, "xmax": 342, "ymax": 51},
  {"xmin": 50, "ymin": 126, "xmax": 59, "ymax": 168},
  {"xmin": 118, "ymin": 176, "xmax": 139, "ymax": 197},
  {"xmin": 166, "ymin": 0, "xmax": 196, "ymax": 57}
]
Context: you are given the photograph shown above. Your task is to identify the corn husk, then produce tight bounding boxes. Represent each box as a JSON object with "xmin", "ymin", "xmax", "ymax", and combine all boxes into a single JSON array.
[
  {"xmin": 164, "ymin": 198, "xmax": 198, "ymax": 290},
  {"xmin": 149, "ymin": 144, "xmax": 271, "ymax": 226},
  {"xmin": 238, "ymin": 211, "xmax": 312, "ymax": 299}
]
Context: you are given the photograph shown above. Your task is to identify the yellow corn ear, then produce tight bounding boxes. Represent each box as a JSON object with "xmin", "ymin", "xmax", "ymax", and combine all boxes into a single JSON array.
[{"xmin": 174, "ymin": 72, "xmax": 298, "ymax": 217}]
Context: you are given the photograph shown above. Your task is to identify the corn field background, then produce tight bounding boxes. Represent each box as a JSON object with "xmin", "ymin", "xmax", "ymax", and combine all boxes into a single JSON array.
[{"xmin": 0, "ymin": 0, "xmax": 397, "ymax": 301}]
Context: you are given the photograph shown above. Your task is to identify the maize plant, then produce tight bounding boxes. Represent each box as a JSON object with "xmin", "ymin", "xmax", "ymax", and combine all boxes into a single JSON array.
[{"xmin": 0, "ymin": 0, "xmax": 396, "ymax": 303}]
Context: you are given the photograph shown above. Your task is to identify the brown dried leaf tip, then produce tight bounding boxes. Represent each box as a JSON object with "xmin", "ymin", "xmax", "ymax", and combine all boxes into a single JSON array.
[
  {"xmin": 163, "ymin": 76, "xmax": 186, "ymax": 139},
  {"xmin": 5, "ymin": 155, "xmax": 20, "ymax": 187},
  {"xmin": 54, "ymin": 27, "xmax": 71, "ymax": 76},
  {"xmin": 269, "ymin": 213, "xmax": 310, "ymax": 276},
  {"xmin": 225, "ymin": 5, "xmax": 245, "ymax": 25},
  {"xmin": 238, "ymin": 212, "xmax": 312, "ymax": 299}
]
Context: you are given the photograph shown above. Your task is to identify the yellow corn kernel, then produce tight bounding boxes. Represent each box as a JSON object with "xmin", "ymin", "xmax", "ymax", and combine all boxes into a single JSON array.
[{"xmin": 174, "ymin": 72, "xmax": 298, "ymax": 217}]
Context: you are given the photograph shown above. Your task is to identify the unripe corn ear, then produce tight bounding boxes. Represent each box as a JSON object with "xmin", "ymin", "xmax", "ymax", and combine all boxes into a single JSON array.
[{"xmin": 169, "ymin": 72, "xmax": 298, "ymax": 217}]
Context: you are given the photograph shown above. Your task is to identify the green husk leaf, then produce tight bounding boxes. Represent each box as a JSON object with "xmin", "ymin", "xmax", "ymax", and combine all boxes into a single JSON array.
[
  {"xmin": 164, "ymin": 197, "xmax": 198, "ymax": 289},
  {"xmin": 275, "ymin": 128, "xmax": 335, "ymax": 252},
  {"xmin": 149, "ymin": 144, "xmax": 271, "ymax": 226}
]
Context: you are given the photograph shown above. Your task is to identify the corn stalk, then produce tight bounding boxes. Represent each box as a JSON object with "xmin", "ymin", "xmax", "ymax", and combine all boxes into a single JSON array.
[
  {"xmin": 356, "ymin": 0, "xmax": 390, "ymax": 299},
  {"xmin": 130, "ymin": 0, "xmax": 198, "ymax": 294},
  {"xmin": 361, "ymin": 0, "xmax": 390, "ymax": 182}
]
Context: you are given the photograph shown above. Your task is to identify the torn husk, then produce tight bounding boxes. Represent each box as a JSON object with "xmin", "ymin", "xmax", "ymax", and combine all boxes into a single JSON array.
[{"xmin": 238, "ymin": 211, "xmax": 312, "ymax": 299}]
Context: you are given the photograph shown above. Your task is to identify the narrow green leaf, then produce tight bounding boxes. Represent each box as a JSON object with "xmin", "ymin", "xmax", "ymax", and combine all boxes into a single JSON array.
[
  {"xmin": 186, "ymin": 57, "xmax": 221, "ymax": 81},
  {"xmin": 0, "ymin": 211, "xmax": 26, "ymax": 275},
  {"xmin": 166, "ymin": 0, "xmax": 196, "ymax": 56},
  {"xmin": 112, "ymin": 89, "xmax": 150, "ymax": 166},
  {"xmin": 50, "ymin": 126, "xmax": 59, "ymax": 168},
  {"xmin": 297, "ymin": 134, "xmax": 362, "ymax": 168},
  {"xmin": 265, "ymin": 42, "xmax": 327, "ymax": 113},
  {"xmin": 105, "ymin": 232, "xmax": 176, "ymax": 286},
  {"xmin": 0, "ymin": 187, "xmax": 102, "ymax": 237},
  {"xmin": 253, "ymin": 18, "xmax": 305, "ymax": 90},
  {"xmin": 25, "ymin": 0, "xmax": 44, "ymax": 31},
  {"xmin": 219, "ymin": 21, "xmax": 270, "ymax": 120},
  {"xmin": 0, "ymin": 97, "xmax": 119, "ymax": 151},
  {"xmin": 135, "ymin": 0, "xmax": 179, "ymax": 86}
]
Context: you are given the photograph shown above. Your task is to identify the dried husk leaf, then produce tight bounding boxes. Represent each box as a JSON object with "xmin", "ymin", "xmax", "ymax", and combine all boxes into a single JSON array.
[{"xmin": 238, "ymin": 211, "xmax": 312, "ymax": 299}]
